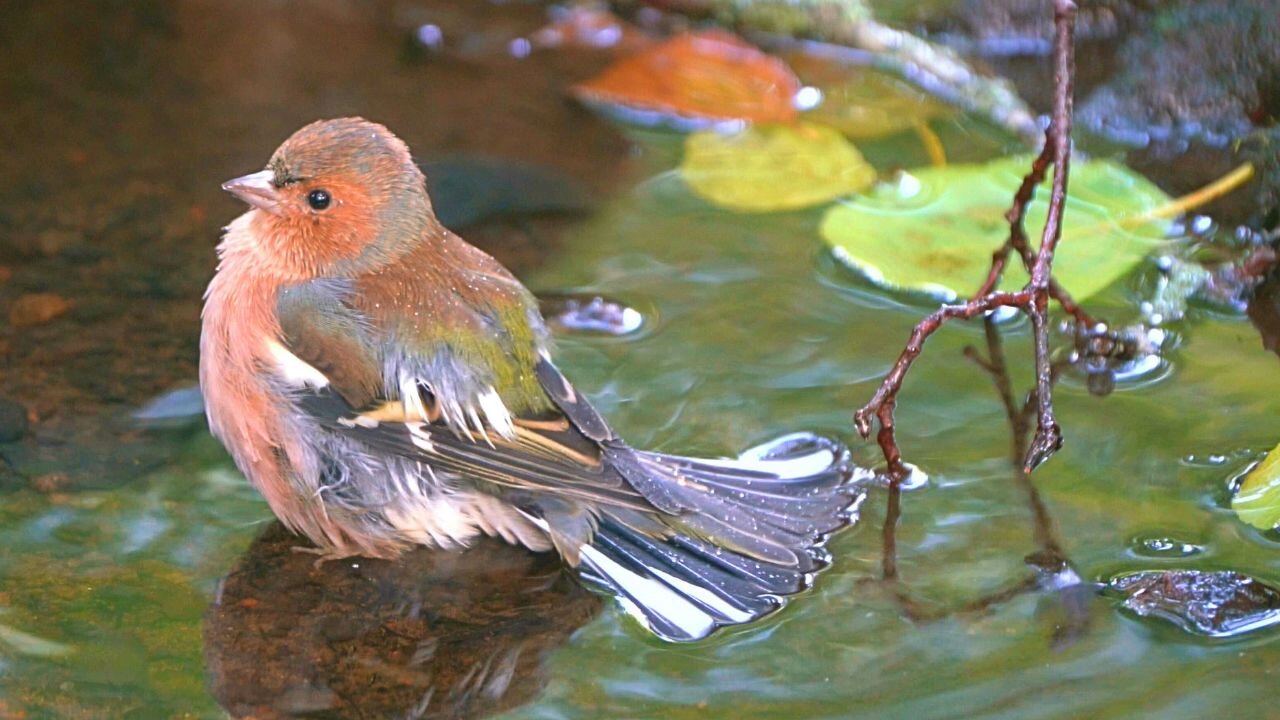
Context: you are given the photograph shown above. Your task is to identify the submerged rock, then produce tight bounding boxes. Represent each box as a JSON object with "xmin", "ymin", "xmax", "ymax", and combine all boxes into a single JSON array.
[{"xmin": 1110, "ymin": 569, "xmax": 1280, "ymax": 638}]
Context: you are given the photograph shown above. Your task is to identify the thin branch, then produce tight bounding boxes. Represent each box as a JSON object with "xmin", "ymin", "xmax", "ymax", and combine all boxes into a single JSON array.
[
  {"xmin": 855, "ymin": 0, "xmax": 1080, "ymax": 481},
  {"xmin": 1024, "ymin": 0, "xmax": 1078, "ymax": 472},
  {"xmin": 977, "ymin": 142, "xmax": 1095, "ymax": 329},
  {"xmin": 855, "ymin": 291, "xmax": 1035, "ymax": 479}
]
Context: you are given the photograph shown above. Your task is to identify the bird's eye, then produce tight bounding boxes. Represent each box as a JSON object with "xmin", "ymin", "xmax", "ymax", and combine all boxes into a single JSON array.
[{"xmin": 307, "ymin": 189, "xmax": 332, "ymax": 211}]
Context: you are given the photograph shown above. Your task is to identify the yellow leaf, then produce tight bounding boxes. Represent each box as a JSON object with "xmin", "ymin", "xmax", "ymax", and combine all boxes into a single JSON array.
[
  {"xmin": 1234, "ymin": 444, "xmax": 1280, "ymax": 530},
  {"xmin": 681, "ymin": 123, "xmax": 877, "ymax": 212}
]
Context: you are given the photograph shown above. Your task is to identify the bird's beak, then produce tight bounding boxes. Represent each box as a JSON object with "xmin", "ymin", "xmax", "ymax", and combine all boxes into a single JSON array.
[{"xmin": 222, "ymin": 170, "xmax": 281, "ymax": 214}]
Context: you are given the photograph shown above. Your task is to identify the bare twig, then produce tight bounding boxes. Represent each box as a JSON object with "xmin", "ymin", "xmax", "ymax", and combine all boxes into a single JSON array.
[
  {"xmin": 977, "ymin": 143, "xmax": 1095, "ymax": 329},
  {"xmin": 1023, "ymin": 0, "xmax": 1078, "ymax": 471},
  {"xmin": 855, "ymin": 0, "xmax": 1080, "ymax": 482}
]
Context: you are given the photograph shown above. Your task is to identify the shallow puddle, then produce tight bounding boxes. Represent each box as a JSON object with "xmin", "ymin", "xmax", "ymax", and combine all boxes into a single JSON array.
[{"xmin": 1, "ymin": 1, "xmax": 1278, "ymax": 718}]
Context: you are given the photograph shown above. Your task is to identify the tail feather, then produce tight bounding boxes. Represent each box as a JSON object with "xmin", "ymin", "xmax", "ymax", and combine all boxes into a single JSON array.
[
  {"xmin": 634, "ymin": 454, "xmax": 853, "ymax": 536},
  {"xmin": 582, "ymin": 520, "xmax": 773, "ymax": 640},
  {"xmin": 582, "ymin": 433, "xmax": 870, "ymax": 641}
]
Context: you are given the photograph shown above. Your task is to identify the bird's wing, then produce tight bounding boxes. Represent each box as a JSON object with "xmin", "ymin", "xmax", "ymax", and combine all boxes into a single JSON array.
[
  {"xmin": 270, "ymin": 278, "xmax": 649, "ymax": 514},
  {"xmin": 275, "ymin": 277, "xmax": 384, "ymax": 408},
  {"xmin": 271, "ymin": 290, "xmax": 857, "ymax": 572},
  {"xmin": 290, "ymin": 383, "xmax": 652, "ymax": 513}
]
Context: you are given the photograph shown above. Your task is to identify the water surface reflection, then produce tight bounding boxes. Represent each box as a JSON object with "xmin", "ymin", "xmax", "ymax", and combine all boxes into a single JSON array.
[{"xmin": 205, "ymin": 524, "xmax": 601, "ymax": 719}]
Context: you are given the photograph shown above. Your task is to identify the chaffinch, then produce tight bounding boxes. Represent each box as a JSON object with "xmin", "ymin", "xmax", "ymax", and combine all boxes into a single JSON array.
[{"xmin": 200, "ymin": 117, "xmax": 864, "ymax": 641}]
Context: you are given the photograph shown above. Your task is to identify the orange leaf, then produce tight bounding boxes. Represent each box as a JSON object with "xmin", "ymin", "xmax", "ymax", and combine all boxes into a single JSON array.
[{"xmin": 572, "ymin": 30, "xmax": 800, "ymax": 126}]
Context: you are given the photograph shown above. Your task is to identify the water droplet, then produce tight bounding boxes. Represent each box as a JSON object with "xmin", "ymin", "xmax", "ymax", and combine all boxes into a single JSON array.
[
  {"xmin": 1128, "ymin": 533, "xmax": 1205, "ymax": 558},
  {"xmin": 508, "ymin": 37, "xmax": 532, "ymax": 59},
  {"xmin": 415, "ymin": 24, "xmax": 443, "ymax": 50},
  {"xmin": 793, "ymin": 86, "xmax": 823, "ymax": 111},
  {"xmin": 1182, "ymin": 453, "xmax": 1230, "ymax": 467},
  {"xmin": 540, "ymin": 292, "xmax": 649, "ymax": 338}
]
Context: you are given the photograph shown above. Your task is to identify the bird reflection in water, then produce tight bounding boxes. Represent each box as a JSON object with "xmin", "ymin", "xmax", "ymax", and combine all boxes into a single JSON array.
[{"xmin": 204, "ymin": 523, "xmax": 601, "ymax": 719}]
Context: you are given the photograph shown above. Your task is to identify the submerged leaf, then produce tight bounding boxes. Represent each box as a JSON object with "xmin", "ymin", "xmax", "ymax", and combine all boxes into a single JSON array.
[
  {"xmin": 821, "ymin": 157, "xmax": 1172, "ymax": 301},
  {"xmin": 681, "ymin": 123, "xmax": 877, "ymax": 212},
  {"xmin": 571, "ymin": 30, "xmax": 800, "ymax": 127},
  {"xmin": 1233, "ymin": 447, "xmax": 1280, "ymax": 530},
  {"xmin": 788, "ymin": 54, "xmax": 953, "ymax": 139}
]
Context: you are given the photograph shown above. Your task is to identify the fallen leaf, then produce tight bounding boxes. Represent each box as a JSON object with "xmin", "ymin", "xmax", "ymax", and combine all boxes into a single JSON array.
[
  {"xmin": 1233, "ymin": 446, "xmax": 1280, "ymax": 530},
  {"xmin": 787, "ymin": 54, "xmax": 953, "ymax": 139},
  {"xmin": 572, "ymin": 30, "xmax": 800, "ymax": 127},
  {"xmin": 821, "ymin": 157, "xmax": 1171, "ymax": 301},
  {"xmin": 681, "ymin": 123, "xmax": 877, "ymax": 212}
]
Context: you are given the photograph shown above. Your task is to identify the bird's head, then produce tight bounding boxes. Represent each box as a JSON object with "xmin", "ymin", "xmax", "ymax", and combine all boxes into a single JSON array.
[{"xmin": 222, "ymin": 117, "xmax": 435, "ymax": 279}]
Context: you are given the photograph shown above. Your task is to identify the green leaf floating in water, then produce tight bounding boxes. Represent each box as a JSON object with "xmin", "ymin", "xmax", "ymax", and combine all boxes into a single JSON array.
[
  {"xmin": 1234, "ymin": 447, "xmax": 1280, "ymax": 530},
  {"xmin": 681, "ymin": 123, "xmax": 877, "ymax": 213},
  {"xmin": 820, "ymin": 157, "xmax": 1172, "ymax": 301}
]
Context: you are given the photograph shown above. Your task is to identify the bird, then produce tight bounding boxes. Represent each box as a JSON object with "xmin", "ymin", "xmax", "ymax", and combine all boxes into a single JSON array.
[{"xmin": 200, "ymin": 117, "xmax": 866, "ymax": 642}]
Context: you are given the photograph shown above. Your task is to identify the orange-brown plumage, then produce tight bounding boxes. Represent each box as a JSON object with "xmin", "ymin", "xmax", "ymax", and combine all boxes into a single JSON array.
[{"xmin": 201, "ymin": 212, "xmax": 391, "ymax": 557}]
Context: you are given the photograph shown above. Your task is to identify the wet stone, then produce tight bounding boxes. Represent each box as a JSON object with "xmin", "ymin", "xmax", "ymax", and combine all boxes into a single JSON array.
[
  {"xmin": 1110, "ymin": 569, "xmax": 1280, "ymax": 638},
  {"xmin": 424, "ymin": 157, "xmax": 594, "ymax": 231},
  {"xmin": 1247, "ymin": 266, "xmax": 1280, "ymax": 360}
]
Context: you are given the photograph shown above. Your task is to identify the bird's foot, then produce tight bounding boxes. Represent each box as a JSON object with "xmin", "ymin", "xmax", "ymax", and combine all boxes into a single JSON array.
[{"xmin": 290, "ymin": 544, "xmax": 357, "ymax": 570}]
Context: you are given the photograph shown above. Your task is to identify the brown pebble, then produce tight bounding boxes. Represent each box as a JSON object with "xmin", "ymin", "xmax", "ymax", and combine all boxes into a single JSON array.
[
  {"xmin": 30, "ymin": 472, "xmax": 70, "ymax": 493},
  {"xmin": 0, "ymin": 265, "xmax": 11, "ymax": 283},
  {"xmin": 36, "ymin": 227, "xmax": 83, "ymax": 257},
  {"xmin": 9, "ymin": 293, "xmax": 72, "ymax": 328}
]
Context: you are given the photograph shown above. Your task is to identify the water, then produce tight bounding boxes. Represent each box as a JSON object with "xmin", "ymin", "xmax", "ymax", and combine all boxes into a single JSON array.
[{"xmin": 1, "ymin": 1, "xmax": 1278, "ymax": 718}]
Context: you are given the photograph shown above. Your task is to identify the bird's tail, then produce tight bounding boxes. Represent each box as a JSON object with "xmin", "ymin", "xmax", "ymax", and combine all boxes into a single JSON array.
[{"xmin": 578, "ymin": 433, "xmax": 869, "ymax": 641}]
